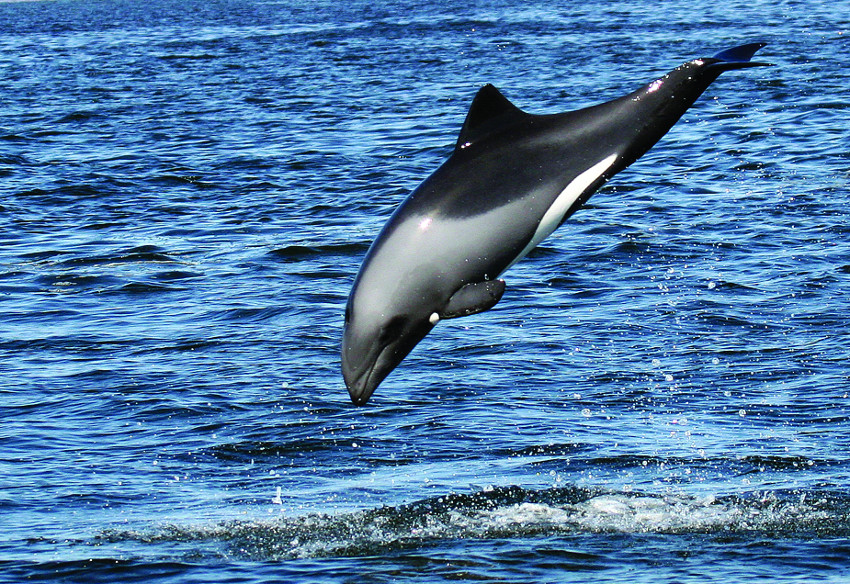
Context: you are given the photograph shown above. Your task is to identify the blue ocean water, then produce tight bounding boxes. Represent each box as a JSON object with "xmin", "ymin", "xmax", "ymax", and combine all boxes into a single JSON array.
[{"xmin": 1, "ymin": 0, "xmax": 849, "ymax": 581}]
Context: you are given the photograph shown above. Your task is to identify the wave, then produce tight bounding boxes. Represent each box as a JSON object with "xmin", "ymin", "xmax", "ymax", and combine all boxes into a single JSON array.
[
  {"xmin": 99, "ymin": 485, "xmax": 850, "ymax": 561},
  {"xmin": 266, "ymin": 242, "xmax": 369, "ymax": 262}
]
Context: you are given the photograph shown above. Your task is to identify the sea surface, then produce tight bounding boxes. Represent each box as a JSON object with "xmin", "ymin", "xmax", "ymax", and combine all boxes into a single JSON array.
[{"xmin": 1, "ymin": 0, "xmax": 849, "ymax": 582}]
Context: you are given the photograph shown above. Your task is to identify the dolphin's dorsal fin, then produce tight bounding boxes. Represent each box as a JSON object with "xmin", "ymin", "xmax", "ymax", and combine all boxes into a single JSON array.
[
  {"xmin": 455, "ymin": 85, "xmax": 527, "ymax": 151},
  {"xmin": 441, "ymin": 279, "xmax": 506, "ymax": 319}
]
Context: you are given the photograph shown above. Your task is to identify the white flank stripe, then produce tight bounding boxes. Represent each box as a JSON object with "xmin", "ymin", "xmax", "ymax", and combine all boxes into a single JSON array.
[{"xmin": 506, "ymin": 153, "xmax": 618, "ymax": 271}]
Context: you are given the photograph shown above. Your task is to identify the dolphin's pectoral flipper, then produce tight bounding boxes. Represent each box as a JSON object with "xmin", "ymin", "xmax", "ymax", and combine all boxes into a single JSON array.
[{"xmin": 441, "ymin": 279, "xmax": 506, "ymax": 319}]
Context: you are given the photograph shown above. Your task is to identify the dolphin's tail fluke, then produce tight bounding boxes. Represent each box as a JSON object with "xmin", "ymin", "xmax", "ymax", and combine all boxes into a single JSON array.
[{"xmin": 708, "ymin": 43, "xmax": 771, "ymax": 70}]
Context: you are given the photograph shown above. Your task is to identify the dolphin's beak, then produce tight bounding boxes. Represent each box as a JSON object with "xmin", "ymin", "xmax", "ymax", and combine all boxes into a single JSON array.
[
  {"xmin": 341, "ymin": 338, "xmax": 385, "ymax": 406},
  {"xmin": 341, "ymin": 317, "xmax": 433, "ymax": 406}
]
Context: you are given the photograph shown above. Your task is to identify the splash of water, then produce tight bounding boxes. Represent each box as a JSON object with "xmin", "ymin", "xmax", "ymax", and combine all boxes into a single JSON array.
[{"xmin": 99, "ymin": 486, "xmax": 850, "ymax": 560}]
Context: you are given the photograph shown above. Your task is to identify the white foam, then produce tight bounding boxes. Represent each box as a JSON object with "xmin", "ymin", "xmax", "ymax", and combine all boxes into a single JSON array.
[{"xmin": 102, "ymin": 489, "xmax": 843, "ymax": 560}]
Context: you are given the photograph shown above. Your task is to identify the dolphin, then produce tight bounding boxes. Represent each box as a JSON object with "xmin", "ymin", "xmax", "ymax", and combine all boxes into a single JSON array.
[{"xmin": 342, "ymin": 43, "xmax": 770, "ymax": 406}]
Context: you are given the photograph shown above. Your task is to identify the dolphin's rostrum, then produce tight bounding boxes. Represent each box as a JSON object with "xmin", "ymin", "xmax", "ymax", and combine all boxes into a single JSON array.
[{"xmin": 342, "ymin": 43, "xmax": 770, "ymax": 406}]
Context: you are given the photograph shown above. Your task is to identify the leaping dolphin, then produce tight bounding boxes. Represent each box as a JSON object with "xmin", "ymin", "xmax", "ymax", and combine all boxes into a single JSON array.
[{"xmin": 342, "ymin": 43, "xmax": 770, "ymax": 406}]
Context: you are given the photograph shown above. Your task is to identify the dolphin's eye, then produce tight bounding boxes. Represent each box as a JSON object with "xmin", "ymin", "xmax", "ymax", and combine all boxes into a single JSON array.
[{"xmin": 380, "ymin": 316, "xmax": 407, "ymax": 343}]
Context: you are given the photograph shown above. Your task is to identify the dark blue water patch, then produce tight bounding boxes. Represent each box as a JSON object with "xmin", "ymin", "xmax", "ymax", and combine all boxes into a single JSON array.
[
  {"xmin": 0, "ymin": 560, "xmax": 203, "ymax": 584},
  {"xmin": 0, "ymin": 133, "xmax": 29, "ymax": 143},
  {"xmin": 157, "ymin": 53, "xmax": 223, "ymax": 62},
  {"xmin": 146, "ymin": 173, "xmax": 219, "ymax": 189},
  {"xmin": 213, "ymin": 156, "xmax": 277, "ymax": 172},
  {"xmin": 199, "ymin": 437, "xmax": 401, "ymax": 465},
  {"xmin": 1, "ymin": 308, "xmax": 81, "ymax": 325},
  {"xmin": 110, "ymin": 280, "xmax": 190, "ymax": 295},
  {"xmin": 0, "ymin": 269, "xmax": 36, "ymax": 290},
  {"xmin": 151, "ymin": 270, "xmax": 204, "ymax": 281},
  {"xmin": 127, "ymin": 338, "xmax": 221, "ymax": 355},
  {"xmin": 493, "ymin": 442, "xmax": 593, "ymax": 458},
  {"xmin": 33, "ymin": 273, "xmax": 123, "ymax": 291},
  {"xmin": 207, "ymin": 306, "xmax": 289, "ymax": 323},
  {"xmin": 12, "ymin": 248, "xmax": 76, "ymax": 263},
  {"xmin": 266, "ymin": 243, "xmax": 369, "ymax": 263},
  {"xmin": 14, "ymin": 184, "xmax": 103, "ymax": 202},
  {"xmin": 599, "ymin": 238, "xmax": 657, "ymax": 259},
  {"xmin": 690, "ymin": 309, "xmax": 783, "ymax": 330},
  {"xmin": 75, "ymin": 220, "xmax": 132, "ymax": 231},
  {"xmin": 0, "ymin": 336, "xmax": 141, "ymax": 356},
  {"xmin": 0, "ymin": 154, "xmax": 31, "ymax": 174},
  {"xmin": 56, "ymin": 246, "xmax": 178, "ymax": 267},
  {"xmin": 52, "ymin": 110, "xmax": 107, "ymax": 125}
]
